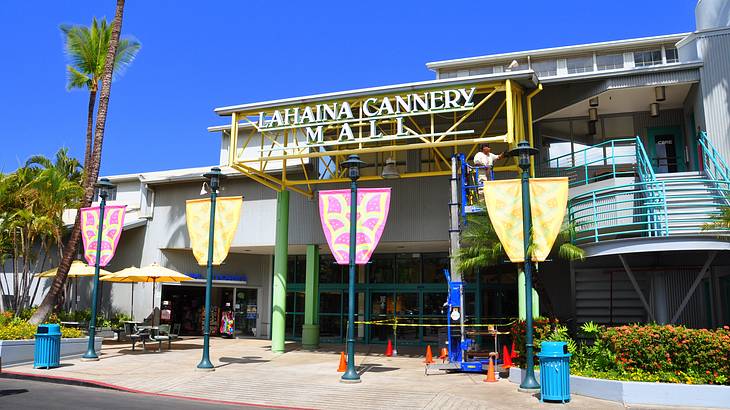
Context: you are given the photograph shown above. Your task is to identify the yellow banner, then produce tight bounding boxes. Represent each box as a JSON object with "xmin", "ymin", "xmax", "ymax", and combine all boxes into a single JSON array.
[
  {"xmin": 185, "ymin": 196, "xmax": 243, "ymax": 266},
  {"xmin": 483, "ymin": 177, "xmax": 568, "ymax": 263}
]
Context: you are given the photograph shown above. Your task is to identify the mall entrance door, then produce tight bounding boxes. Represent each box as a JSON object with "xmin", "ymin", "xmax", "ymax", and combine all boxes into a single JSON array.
[
  {"xmin": 648, "ymin": 127, "xmax": 686, "ymax": 173},
  {"xmin": 234, "ymin": 288, "xmax": 258, "ymax": 337}
]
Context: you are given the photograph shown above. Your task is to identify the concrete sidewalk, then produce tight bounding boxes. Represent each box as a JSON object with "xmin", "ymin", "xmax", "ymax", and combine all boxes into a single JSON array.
[{"xmin": 3, "ymin": 338, "xmax": 624, "ymax": 409}]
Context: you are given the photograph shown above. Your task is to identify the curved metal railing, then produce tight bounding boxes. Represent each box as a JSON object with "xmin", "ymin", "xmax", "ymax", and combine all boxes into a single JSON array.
[{"xmin": 569, "ymin": 178, "xmax": 730, "ymax": 244}]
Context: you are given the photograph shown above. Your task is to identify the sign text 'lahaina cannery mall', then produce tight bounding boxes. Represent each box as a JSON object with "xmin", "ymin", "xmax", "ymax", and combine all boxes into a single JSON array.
[{"xmin": 256, "ymin": 87, "xmax": 477, "ymax": 150}]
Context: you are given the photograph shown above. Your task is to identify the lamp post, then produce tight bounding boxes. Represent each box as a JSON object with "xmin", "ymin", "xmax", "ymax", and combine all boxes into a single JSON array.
[
  {"xmin": 507, "ymin": 141, "xmax": 540, "ymax": 391},
  {"xmin": 197, "ymin": 167, "xmax": 225, "ymax": 371},
  {"xmin": 340, "ymin": 154, "xmax": 366, "ymax": 383},
  {"xmin": 82, "ymin": 178, "xmax": 116, "ymax": 360}
]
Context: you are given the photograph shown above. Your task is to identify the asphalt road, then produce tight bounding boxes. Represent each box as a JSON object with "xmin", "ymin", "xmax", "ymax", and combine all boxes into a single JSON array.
[{"xmin": 0, "ymin": 378, "xmax": 263, "ymax": 409}]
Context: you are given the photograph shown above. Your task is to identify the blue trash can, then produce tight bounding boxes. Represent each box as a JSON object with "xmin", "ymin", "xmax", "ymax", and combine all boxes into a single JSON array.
[
  {"xmin": 537, "ymin": 341, "xmax": 571, "ymax": 403},
  {"xmin": 34, "ymin": 324, "xmax": 61, "ymax": 369}
]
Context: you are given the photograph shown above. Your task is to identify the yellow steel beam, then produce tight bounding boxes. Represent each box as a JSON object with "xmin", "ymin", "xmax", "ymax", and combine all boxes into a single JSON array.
[
  {"xmin": 505, "ymin": 79, "xmax": 514, "ymax": 143},
  {"xmin": 228, "ymin": 112, "xmax": 238, "ymax": 166},
  {"xmin": 234, "ymin": 134, "xmax": 508, "ymax": 164},
  {"xmin": 526, "ymin": 83, "xmax": 543, "ymax": 177},
  {"xmin": 434, "ymin": 89, "xmax": 497, "ymax": 143}
]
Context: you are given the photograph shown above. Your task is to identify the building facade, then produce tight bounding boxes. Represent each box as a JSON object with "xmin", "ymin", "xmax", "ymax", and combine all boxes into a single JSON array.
[{"xmin": 22, "ymin": 1, "xmax": 730, "ymax": 346}]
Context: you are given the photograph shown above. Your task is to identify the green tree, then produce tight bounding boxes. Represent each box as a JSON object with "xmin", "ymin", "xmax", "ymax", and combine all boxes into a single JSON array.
[
  {"xmin": 31, "ymin": 0, "xmax": 135, "ymax": 324},
  {"xmin": 61, "ymin": 17, "xmax": 139, "ymax": 173}
]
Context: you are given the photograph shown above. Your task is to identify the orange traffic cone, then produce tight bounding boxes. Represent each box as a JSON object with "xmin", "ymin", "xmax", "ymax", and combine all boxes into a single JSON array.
[
  {"xmin": 424, "ymin": 345, "xmax": 435, "ymax": 364},
  {"xmin": 439, "ymin": 347, "xmax": 449, "ymax": 363},
  {"xmin": 337, "ymin": 352, "xmax": 347, "ymax": 372},
  {"xmin": 484, "ymin": 356, "xmax": 498, "ymax": 382},
  {"xmin": 502, "ymin": 345, "xmax": 513, "ymax": 369},
  {"xmin": 385, "ymin": 339, "xmax": 393, "ymax": 357},
  {"xmin": 511, "ymin": 341, "xmax": 518, "ymax": 358}
]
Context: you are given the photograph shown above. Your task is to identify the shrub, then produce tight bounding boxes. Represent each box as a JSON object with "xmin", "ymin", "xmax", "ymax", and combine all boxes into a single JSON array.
[
  {"xmin": 0, "ymin": 321, "xmax": 85, "ymax": 340},
  {"xmin": 600, "ymin": 324, "xmax": 730, "ymax": 385},
  {"xmin": 510, "ymin": 317, "xmax": 558, "ymax": 367}
]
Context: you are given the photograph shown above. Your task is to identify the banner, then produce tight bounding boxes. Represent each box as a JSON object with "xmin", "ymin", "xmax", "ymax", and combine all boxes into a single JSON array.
[
  {"xmin": 319, "ymin": 188, "xmax": 391, "ymax": 265},
  {"xmin": 80, "ymin": 205, "xmax": 127, "ymax": 267},
  {"xmin": 186, "ymin": 196, "xmax": 243, "ymax": 266},
  {"xmin": 483, "ymin": 177, "xmax": 568, "ymax": 262}
]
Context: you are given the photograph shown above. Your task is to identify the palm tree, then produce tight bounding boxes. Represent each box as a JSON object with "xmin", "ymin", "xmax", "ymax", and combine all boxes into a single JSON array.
[
  {"xmin": 61, "ymin": 17, "xmax": 140, "ymax": 176},
  {"xmin": 457, "ymin": 210, "xmax": 584, "ymax": 317},
  {"xmin": 26, "ymin": 147, "xmax": 83, "ymax": 184},
  {"xmin": 30, "ymin": 0, "xmax": 133, "ymax": 324}
]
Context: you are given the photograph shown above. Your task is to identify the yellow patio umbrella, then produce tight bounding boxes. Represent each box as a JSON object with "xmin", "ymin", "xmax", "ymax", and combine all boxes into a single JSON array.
[
  {"xmin": 101, "ymin": 263, "xmax": 193, "ymax": 324},
  {"xmin": 35, "ymin": 260, "xmax": 111, "ymax": 278},
  {"xmin": 36, "ymin": 260, "xmax": 112, "ymax": 312}
]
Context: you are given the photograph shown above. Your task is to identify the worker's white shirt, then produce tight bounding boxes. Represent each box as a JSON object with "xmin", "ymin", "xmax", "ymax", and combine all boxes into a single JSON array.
[{"xmin": 474, "ymin": 152, "xmax": 499, "ymax": 179}]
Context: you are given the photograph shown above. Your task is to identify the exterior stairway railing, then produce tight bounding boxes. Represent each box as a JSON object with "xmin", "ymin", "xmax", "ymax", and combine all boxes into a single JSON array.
[{"xmin": 541, "ymin": 136, "xmax": 729, "ymax": 245}]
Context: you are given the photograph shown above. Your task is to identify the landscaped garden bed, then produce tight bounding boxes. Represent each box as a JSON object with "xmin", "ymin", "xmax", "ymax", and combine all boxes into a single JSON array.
[{"xmin": 508, "ymin": 319, "xmax": 730, "ymax": 406}]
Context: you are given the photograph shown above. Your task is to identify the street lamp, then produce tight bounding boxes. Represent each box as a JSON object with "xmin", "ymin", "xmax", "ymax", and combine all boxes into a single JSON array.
[
  {"xmin": 340, "ymin": 154, "xmax": 366, "ymax": 383},
  {"xmin": 197, "ymin": 167, "xmax": 225, "ymax": 371},
  {"xmin": 82, "ymin": 178, "xmax": 116, "ymax": 360},
  {"xmin": 506, "ymin": 140, "xmax": 540, "ymax": 391}
]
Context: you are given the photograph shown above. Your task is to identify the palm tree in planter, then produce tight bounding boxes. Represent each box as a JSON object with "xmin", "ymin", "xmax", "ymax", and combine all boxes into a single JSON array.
[
  {"xmin": 457, "ymin": 209, "xmax": 584, "ymax": 318},
  {"xmin": 30, "ymin": 0, "xmax": 137, "ymax": 324}
]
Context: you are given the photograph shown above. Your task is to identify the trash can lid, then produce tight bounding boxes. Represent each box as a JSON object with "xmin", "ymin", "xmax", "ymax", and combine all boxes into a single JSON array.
[
  {"xmin": 538, "ymin": 341, "xmax": 570, "ymax": 357},
  {"xmin": 37, "ymin": 323, "xmax": 61, "ymax": 335}
]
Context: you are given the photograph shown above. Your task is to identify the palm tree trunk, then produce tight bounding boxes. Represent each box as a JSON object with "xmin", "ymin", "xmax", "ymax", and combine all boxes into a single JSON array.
[
  {"xmin": 84, "ymin": 89, "xmax": 97, "ymax": 174},
  {"xmin": 29, "ymin": 0, "xmax": 127, "ymax": 325}
]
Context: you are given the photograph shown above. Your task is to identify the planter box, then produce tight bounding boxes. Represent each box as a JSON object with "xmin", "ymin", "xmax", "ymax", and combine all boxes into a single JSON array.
[
  {"xmin": 509, "ymin": 367, "xmax": 730, "ymax": 408},
  {"xmin": 0, "ymin": 337, "xmax": 103, "ymax": 367}
]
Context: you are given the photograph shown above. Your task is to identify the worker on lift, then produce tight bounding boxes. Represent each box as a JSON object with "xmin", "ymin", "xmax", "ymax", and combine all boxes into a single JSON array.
[{"xmin": 473, "ymin": 144, "xmax": 505, "ymax": 191}]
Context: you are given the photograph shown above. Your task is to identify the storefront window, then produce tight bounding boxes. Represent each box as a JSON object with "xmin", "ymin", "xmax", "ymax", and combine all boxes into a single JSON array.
[
  {"xmin": 286, "ymin": 256, "xmax": 306, "ymax": 284},
  {"xmin": 319, "ymin": 255, "xmax": 343, "ymax": 283},
  {"xmin": 368, "ymin": 255, "xmax": 395, "ymax": 283},
  {"xmin": 319, "ymin": 292, "xmax": 341, "ymax": 314},
  {"xmin": 422, "ymin": 253, "xmax": 449, "ymax": 283},
  {"xmin": 319, "ymin": 315, "xmax": 341, "ymax": 338},
  {"xmin": 396, "ymin": 253, "xmax": 421, "ymax": 283}
]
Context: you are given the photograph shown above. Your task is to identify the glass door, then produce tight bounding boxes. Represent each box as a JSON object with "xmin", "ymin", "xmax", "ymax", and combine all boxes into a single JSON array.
[{"xmin": 234, "ymin": 288, "xmax": 258, "ymax": 337}]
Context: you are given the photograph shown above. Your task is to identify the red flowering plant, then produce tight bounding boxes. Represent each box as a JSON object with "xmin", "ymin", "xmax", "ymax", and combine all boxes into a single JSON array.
[
  {"xmin": 510, "ymin": 317, "xmax": 559, "ymax": 367},
  {"xmin": 600, "ymin": 324, "xmax": 730, "ymax": 385}
]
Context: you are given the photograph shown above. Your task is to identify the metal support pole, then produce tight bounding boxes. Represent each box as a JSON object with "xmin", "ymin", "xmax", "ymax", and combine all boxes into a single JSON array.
[
  {"xmin": 197, "ymin": 168, "xmax": 221, "ymax": 370},
  {"xmin": 448, "ymin": 155, "xmax": 465, "ymax": 361},
  {"xmin": 519, "ymin": 164, "xmax": 540, "ymax": 391},
  {"xmin": 342, "ymin": 177, "xmax": 361, "ymax": 382},
  {"xmin": 82, "ymin": 188, "xmax": 108, "ymax": 361}
]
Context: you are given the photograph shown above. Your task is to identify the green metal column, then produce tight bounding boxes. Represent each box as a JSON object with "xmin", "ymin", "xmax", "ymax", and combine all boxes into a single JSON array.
[
  {"xmin": 518, "ymin": 269, "xmax": 525, "ymax": 320},
  {"xmin": 518, "ymin": 270, "xmax": 540, "ymax": 320},
  {"xmin": 302, "ymin": 244, "xmax": 320, "ymax": 349},
  {"xmin": 271, "ymin": 190, "xmax": 289, "ymax": 353}
]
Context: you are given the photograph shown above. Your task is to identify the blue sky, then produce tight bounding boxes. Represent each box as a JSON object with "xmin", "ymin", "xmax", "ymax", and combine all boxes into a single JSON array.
[{"xmin": 0, "ymin": 1, "xmax": 697, "ymax": 175}]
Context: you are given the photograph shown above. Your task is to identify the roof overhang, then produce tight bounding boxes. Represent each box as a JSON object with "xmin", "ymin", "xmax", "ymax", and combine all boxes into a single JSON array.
[{"xmin": 426, "ymin": 32, "xmax": 690, "ymax": 71}]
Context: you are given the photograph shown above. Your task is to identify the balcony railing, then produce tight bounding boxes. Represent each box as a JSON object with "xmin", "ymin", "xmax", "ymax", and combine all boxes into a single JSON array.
[{"xmin": 540, "ymin": 137, "xmax": 653, "ymax": 187}]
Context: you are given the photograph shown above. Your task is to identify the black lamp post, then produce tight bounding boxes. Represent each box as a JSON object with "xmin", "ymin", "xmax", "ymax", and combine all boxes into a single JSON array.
[
  {"xmin": 340, "ymin": 154, "xmax": 366, "ymax": 383},
  {"xmin": 197, "ymin": 167, "xmax": 225, "ymax": 371},
  {"xmin": 82, "ymin": 178, "xmax": 116, "ymax": 360},
  {"xmin": 506, "ymin": 140, "xmax": 540, "ymax": 391}
]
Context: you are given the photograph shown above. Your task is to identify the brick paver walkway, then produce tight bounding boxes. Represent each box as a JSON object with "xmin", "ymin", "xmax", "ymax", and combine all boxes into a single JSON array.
[{"xmin": 5, "ymin": 338, "xmax": 623, "ymax": 409}]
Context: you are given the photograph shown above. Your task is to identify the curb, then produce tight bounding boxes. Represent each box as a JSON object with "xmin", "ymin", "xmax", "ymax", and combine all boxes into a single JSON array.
[{"xmin": 0, "ymin": 370, "xmax": 310, "ymax": 409}]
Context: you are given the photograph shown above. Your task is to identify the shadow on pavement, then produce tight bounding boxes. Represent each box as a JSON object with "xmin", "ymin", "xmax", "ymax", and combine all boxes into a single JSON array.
[
  {"xmin": 217, "ymin": 356, "xmax": 270, "ymax": 368},
  {"xmin": 0, "ymin": 388, "xmax": 29, "ymax": 397}
]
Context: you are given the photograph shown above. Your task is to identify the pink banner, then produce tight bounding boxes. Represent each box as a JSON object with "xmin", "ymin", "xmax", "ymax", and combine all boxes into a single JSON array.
[
  {"xmin": 319, "ymin": 188, "xmax": 391, "ymax": 265},
  {"xmin": 80, "ymin": 205, "xmax": 126, "ymax": 267}
]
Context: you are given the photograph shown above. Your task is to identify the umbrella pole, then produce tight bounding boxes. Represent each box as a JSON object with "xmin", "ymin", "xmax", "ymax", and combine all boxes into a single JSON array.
[
  {"xmin": 131, "ymin": 282, "xmax": 134, "ymax": 319},
  {"xmin": 152, "ymin": 278, "xmax": 156, "ymax": 326}
]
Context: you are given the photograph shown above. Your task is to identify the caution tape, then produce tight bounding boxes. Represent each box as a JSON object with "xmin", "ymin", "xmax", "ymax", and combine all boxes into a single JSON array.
[{"xmin": 352, "ymin": 318, "xmax": 516, "ymax": 329}]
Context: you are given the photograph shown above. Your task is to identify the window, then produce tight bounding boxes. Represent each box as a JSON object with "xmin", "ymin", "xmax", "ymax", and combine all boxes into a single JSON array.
[
  {"xmin": 439, "ymin": 70, "xmax": 457, "ymax": 79},
  {"xmin": 503, "ymin": 60, "xmax": 527, "ymax": 72},
  {"xmin": 566, "ymin": 55, "xmax": 594, "ymax": 74},
  {"xmin": 396, "ymin": 253, "xmax": 420, "ymax": 283},
  {"xmin": 93, "ymin": 186, "xmax": 117, "ymax": 202},
  {"xmin": 531, "ymin": 59, "xmax": 557, "ymax": 77},
  {"xmin": 596, "ymin": 53, "xmax": 624, "ymax": 70},
  {"xmin": 634, "ymin": 49, "xmax": 662, "ymax": 67},
  {"xmin": 468, "ymin": 66, "xmax": 492, "ymax": 76},
  {"xmin": 368, "ymin": 255, "xmax": 394, "ymax": 283},
  {"xmin": 665, "ymin": 47, "xmax": 679, "ymax": 63}
]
